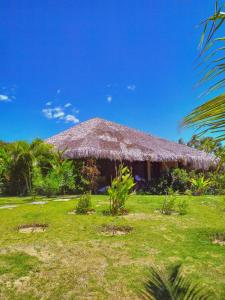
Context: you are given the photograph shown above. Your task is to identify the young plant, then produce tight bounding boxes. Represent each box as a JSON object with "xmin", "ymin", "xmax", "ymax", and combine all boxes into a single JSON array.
[
  {"xmin": 108, "ymin": 165, "xmax": 135, "ymax": 215},
  {"xmin": 161, "ymin": 195, "xmax": 176, "ymax": 215},
  {"xmin": 177, "ymin": 199, "xmax": 188, "ymax": 215},
  {"xmin": 190, "ymin": 176, "xmax": 211, "ymax": 195},
  {"xmin": 76, "ymin": 192, "xmax": 93, "ymax": 214}
]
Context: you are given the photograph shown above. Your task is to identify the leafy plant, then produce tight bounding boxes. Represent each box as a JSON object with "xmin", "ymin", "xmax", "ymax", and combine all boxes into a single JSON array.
[
  {"xmin": 108, "ymin": 165, "xmax": 135, "ymax": 215},
  {"xmin": 190, "ymin": 176, "xmax": 211, "ymax": 195},
  {"xmin": 42, "ymin": 169, "xmax": 61, "ymax": 197},
  {"xmin": 76, "ymin": 193, "xmax": 93, "ymax": 214},
  {"xmin": 161, "ymin": 194, "xmax": 176, "ymax": 215},
  {"xmin": 177, "ymin": 199, "xmax": 188, "ymax": 215},
  {"xmin": 171, "ymin": 168, "xmax": 191, "ymax": 193},
  {"xmin": 141, "ymin": 264, "xmax": 213, "ymax": 300},
  {"xmin": 183, "ymin": 1, "xmax": 225, "ymax": 141}
]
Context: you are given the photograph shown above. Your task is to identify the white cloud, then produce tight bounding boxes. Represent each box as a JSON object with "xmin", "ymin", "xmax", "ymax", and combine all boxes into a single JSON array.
[
  {"xmin": 42, "ymin": 107, "xmax": 65, "ymax": 120},
  {"xmin": 107, "ymin": 95, "xmax": 112, "ymax": 103},
  {"xmin": 127, "ymin": 84, "xmax": 136, "ymax": 91},
  {"xmin": 46, "ymin": 101, "xmax": 52, "ymax": 106},
  {"xmin": 42, "ymin": 104, "xmax": 79, "ymax": 124},
  {"xmin": 42, "ymin": 108, "xmax": 53, "ymax": 119},
  {"xmin": 64, "ymin": 102, "xmax": 72, "ymax": 108},
  {"xmin": 64, "ymin": 114, "xmax": 79, "ymax": 124},
  {"xmin": 53, "ymin": 110, "xmax": 65, "ymax": 119},
  {"xmin": 0, "ymin": 94, "xmax": 10, "ymax": 102}
]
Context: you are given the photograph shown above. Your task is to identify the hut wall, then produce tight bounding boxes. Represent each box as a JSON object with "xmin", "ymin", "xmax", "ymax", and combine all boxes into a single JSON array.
[{"xmin": 96, "ymin": 159, "xmax": 148, "ymax": 187}]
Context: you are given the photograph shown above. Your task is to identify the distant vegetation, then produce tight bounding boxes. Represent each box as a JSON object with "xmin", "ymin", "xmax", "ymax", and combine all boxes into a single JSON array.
[
  {"xmin": 0, "ymin": 139, "xmax": 100, "ymax": 196},
  {"xmin": 0, "ymin": 135, "xmax": 225, "ymax": 197}
]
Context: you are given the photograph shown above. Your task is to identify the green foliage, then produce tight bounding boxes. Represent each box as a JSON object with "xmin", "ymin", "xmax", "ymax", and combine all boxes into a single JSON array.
[
  {"xmin": 76, "ymin": 193, "xmax": 92, "ymax": 214},
  {"xmin": 187, "ymin": 135, "xmax": 223, "ymax": 155},
  {"xmin": 190, "ymin": 176, "xmax": 211, "ymax": 196},
  {"xmin": 51, "ymin": 160, "xmax": 76, "ymax": 194},
  {"xmin": 177, "ymin": 199, "xmax": 188, "ymax": 215},
  {"xmin": 147, "ymin": 170, "xmax": 172, "ymax": 195},
  {"xmin": 141, "ymin": 264, "xmax": 213, "ymax": 300},
  {"xmin": 108, "ymin": 165, "xmax": 135, "ymax": 215},
  {"xmin": 42, "ymin": 169, "xmax": 61, "ymax": 197},
  {"xmin": 161, "ymin": 194, "xmax": 176, "ymax": 215},
  {"xmin": 0, "ymin": 139, "xmax": 77, "ymax": 196},
  {"xmin": 147, "ymin": 168, "xmax": 191, "ymax": 195},
  {"xmin": 32, "ymin": 166, "xmax": 44, "ymax": 197},
  {"xmin": 171, "ymin": 168, "xmax": 190, "ymax": 193},
  {"xmin": 161, "ymin": 190, "xmax": 189, "ymax": 215},
  {"xmin": 183, "ymin": 1, "xmax": 225, "ymax": 141}
]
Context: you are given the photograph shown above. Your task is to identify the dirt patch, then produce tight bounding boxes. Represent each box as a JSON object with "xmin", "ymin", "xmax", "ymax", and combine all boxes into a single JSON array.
[
  {"xmin": 30, "ymin": 201, "xmax": 48, "ymax": 205},
  {"xmin": 18, "ymin": 224, "xmax": 48, "ymax": 233},
  {"xmin": 53, "ymin": 198, "xmax": 72, "ymax": 202},
  {"xmin": 0, "ymin": 205, "xmax": 17, "ymax": 210},
  {"xmin": 100, "ymin": 225, "xmax": 133, "ymax": 236},
  {"xmin": 211, "ymin": 233, "xmax": 225, "ymax": 246},
  {"xmin": 68, "ymin": 210, "xmax": 95, "ymax": 215},
  {"xmin": 121, "ymin": 213, "xmax": 150, "ymax": 220}
]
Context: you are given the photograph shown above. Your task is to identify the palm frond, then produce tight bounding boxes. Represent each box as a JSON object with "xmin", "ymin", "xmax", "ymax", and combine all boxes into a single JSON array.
[
  {"xmin": 140, "ymin": 264, "xmax": 214, "ymax": 300},
  {"xmin": 183, "ymin": 1, "xmax": 225, "ymax": 140},
  {"xmin": 183, "ymin": 93, "xmax": 225, "ymax": 141}
]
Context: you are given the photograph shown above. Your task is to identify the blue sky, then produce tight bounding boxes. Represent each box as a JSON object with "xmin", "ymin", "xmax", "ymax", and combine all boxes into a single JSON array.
[{"xmin": 0, "ymin": 0, "xmax": 214, "ymax": 142}]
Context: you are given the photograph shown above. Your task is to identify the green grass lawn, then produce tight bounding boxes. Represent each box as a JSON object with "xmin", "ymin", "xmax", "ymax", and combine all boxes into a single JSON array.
[{"xmin": 0, "ymin": 195, "xmax": 225, "ymax": 299}]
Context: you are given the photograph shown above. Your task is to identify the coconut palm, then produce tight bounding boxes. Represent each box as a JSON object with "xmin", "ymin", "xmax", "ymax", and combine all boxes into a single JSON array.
[
  {"xmin": 183, "ymin": 1, "xmax": 225, "ymax": 141},
  {"xmin": 141, "ymin": 264, "xmax": 213, "ymax": 300}
]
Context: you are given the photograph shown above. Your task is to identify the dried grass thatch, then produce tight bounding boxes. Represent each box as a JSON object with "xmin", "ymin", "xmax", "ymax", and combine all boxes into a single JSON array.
[{"xmin": 46, "ymin": 118, "xmax": 216, "ymax": 169}]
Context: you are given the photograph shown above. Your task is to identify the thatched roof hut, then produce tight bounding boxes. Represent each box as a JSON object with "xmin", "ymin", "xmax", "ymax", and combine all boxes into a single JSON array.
[{"xmin": 46, "ymin": 117, "xmax": 215, "ymax": 170}]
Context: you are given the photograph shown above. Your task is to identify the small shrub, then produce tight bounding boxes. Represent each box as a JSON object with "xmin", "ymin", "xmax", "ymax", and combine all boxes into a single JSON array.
[
  {"xmin": 177, "ymin": 199, "xmax": 188, "ymax": 215},
  {"xmin": 171, "ymin": 168, "xmax": 190, "ymax": 193},
  {"xmin": 184, "ymin": 189, "xmax": 192, "ymax": 196},
  {"xmin": 76, "ymin": 193, "xmax": 93, "ymax": 214},
  {"xmin": 160, "ymin": 190, "xmax": 189, "ymax": 215},
  {"xmin": 161, "ymin": 195, "xmax": 176, "ymax": 215},
  {"xmin": 108, "ymin": 165, "xmax": 135, "ymax": 215},
  {"xmin": 190, "ymin": 176, "xmax": 211, "ymax": 195}
]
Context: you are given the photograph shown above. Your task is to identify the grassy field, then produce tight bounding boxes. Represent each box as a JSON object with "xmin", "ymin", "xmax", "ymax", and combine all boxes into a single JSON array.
[{"xmin": 0, "ymin": 195, "xmax": 225, "ymax": 299}]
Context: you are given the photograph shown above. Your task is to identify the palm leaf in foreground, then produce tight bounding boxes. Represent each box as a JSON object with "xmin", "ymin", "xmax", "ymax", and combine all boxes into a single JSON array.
[
  {"xmin": 183, "ymin": 1, "xmax": 225, "ymax": 140},
  {"xmin": 183, "ymin": 93, "xmax": 225, "ymax": 141},
  {"xmin": 140, "ymin": 264, "xmax": 213, "ymax": 300}
]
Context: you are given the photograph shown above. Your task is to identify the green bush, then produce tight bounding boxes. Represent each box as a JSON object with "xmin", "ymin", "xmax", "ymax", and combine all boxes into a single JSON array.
[
  {"xmin": 171, "ymin": 168, "xmax": 190, "ymax": 193},
  {"xmin": 161, "ymin": 194, "xmax": 176, "ymax": 215},
  {"xmin": 190, "ymin": 176, "xmax": 211, "ymax": 196},
  {"xmin": 42, "ymin": 169, "xmax": 61, "ymax": 197},
  {"xmin": 160, "ymin": 190, "xmax": 189, "ymax": 215},
  {"xmin": 76, "ymin": 193, "xmax": 92, "ymax": 214},
  {"xmin": 108, "ymin": 165, "xmax": 135, "ymax": 215},
  {"xmin": 177, "ymin": 199, "xmax": 188, "ymax": 215}
]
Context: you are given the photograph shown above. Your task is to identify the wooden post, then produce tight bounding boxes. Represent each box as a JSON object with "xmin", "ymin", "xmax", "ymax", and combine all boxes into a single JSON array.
[{"xmin": 147, "ymin": 161, "xmax": 151, "ymax": 181}]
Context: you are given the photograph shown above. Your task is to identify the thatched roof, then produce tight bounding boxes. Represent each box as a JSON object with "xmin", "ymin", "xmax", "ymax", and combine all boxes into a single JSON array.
[{"xmin": 46, "ymin": 117, "xmax": 216, "ymax": 169}]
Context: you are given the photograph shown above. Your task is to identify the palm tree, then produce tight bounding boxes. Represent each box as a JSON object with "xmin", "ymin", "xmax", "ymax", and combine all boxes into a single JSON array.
[
  {"xmin": 141, "ymin": 264, "xmax": 213, "ymax": 300},
  {"xmin": 183, "ymin": 1, "xmax": 225, "ymax": 141}
]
